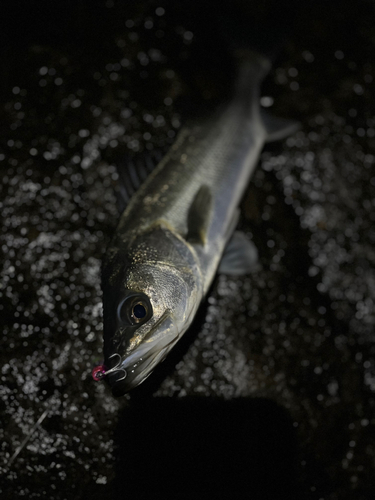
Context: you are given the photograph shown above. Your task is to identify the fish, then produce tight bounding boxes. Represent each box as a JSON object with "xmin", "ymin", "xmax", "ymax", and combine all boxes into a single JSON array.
[{"xmin": 97, "ymin": 50, "xmax": 299, "ymax": 396}]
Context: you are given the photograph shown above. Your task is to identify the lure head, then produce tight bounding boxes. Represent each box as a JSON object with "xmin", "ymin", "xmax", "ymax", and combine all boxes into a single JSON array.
[
  {"xmin": 92, "ymin": 365, "xmax": 106, "ymax": 381},
  {"xmin": 100, "ymin": 225, "xmax": 202, "ymax": 396}
]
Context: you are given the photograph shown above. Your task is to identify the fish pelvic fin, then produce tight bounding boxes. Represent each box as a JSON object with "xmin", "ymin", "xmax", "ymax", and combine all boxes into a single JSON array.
[{"xmin": 186, "ymin": 185, "xmax": 213, "ymax": 246}]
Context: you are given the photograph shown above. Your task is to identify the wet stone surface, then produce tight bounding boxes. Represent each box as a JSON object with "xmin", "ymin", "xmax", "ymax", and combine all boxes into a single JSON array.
[{"xmin": 1, "ymin": 1, "xmax": 374, "ymax": 499}]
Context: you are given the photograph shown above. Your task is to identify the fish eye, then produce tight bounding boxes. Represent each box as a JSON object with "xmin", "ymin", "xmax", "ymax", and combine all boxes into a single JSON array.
[
  {"xmin": 118, "ymin": 294, "xmax": 152, "ymax": 326},
  {"xmin": 132, "ymin": 302, "xmax": 147, "ymax": 322}
]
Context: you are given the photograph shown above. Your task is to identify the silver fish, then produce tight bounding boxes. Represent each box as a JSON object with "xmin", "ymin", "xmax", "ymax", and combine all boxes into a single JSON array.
[{"xmin": 100, "ymin": 51, "xmax": 298, "ymax": 396}]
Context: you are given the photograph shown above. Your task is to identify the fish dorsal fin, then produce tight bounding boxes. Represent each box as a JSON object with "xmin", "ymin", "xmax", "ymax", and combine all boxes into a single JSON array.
[
  {"xmin": 186, "ymin": 185, "xmax": 213, "ymax": 245},
  {"xmin": 218, "ymin": 231, "xmax": 259, "ymax": 275},
  {"xmin": 115, "ymin": 150, "xmax": 164, "ymax": 213},
  {"xmin": 261, "ymin": 109, "xmax": 300, "ymax": 143}
]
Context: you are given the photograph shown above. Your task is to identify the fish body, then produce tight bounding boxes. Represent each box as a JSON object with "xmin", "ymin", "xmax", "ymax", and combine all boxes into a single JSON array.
[{"xmin": 101, "ymin": 52, "xmax": 297, "ymax": 395}]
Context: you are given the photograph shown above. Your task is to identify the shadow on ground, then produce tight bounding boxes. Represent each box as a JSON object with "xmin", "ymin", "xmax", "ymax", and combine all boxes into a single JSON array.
[{"xmin": 99, "ymin": 397, "xmax": 297, "ymax": 500}]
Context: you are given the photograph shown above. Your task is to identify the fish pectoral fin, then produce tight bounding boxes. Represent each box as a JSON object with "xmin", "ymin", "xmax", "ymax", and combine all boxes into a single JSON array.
[
  {"xmin": 261, "ymin": 109, "xmax": 300, "ymax": 143},
  {"xmin": 186, "ymin": 185, "xmax": 213, "ymax": 245},
  {"xmin": 218, "ymin": 231, "xmax": 259, "ymax": 275}
]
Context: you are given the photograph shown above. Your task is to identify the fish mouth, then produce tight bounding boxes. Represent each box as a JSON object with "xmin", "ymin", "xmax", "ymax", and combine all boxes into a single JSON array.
[{"xmin": 105, "ymin": 314, "xmax": 178, "ymax": 396}]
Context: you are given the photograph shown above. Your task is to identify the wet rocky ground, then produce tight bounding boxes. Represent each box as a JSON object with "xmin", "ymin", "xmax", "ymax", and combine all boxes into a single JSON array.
[{"xmin": 1, "ymin": 1, "xmax": 374, "ymax": 499}]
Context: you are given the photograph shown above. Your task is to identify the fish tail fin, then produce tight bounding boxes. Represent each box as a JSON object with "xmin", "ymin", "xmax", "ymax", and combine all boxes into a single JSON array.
[
  {"xmin": 211, "ymin": 1, "xmax": 300, "ymax": 140},
  {"xmin": 214, "ymin": 0, "xmax": 296, "ymax": 62},
  {"xmin": 233, "ymin": 49, "xmax": 272, "ymax": 88}
]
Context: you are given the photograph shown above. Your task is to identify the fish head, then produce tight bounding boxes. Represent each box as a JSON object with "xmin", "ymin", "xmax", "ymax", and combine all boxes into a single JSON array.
[{"xmin": 101, "ymin": 226, "xmax": 201, "ymax": 395}]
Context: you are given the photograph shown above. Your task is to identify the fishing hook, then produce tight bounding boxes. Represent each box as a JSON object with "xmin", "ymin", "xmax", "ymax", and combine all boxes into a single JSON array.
[{"xmin": 92, "ymin": 352, "xmax": 127, "ymax": 383}]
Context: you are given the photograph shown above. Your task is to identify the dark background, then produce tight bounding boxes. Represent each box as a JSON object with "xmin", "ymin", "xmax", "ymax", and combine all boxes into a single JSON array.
[{"xmin": 1, "ymin": 1, "xmax": 374, "ymax": 499}]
